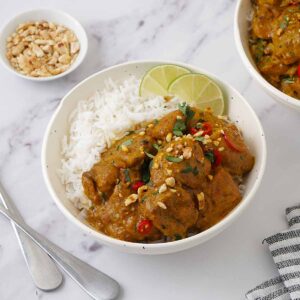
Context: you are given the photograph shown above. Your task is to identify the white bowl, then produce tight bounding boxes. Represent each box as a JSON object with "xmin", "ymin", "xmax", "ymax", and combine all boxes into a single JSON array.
[
  {"xmin": 42, "ymin": 60, "xmax": 266, "ymax": 255},
  {"xmin": 0, "ymin": 9, "xmax": 88, "ymax": 81},
  {"xmin": 234, "ymin": 0, "xmax": 300, "ymax": 111}
]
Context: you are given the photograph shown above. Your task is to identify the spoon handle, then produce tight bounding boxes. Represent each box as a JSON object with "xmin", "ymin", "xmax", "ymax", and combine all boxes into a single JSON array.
[
  {"xmin": 0, "ymin": 182, "xmax": 63, "ymax": 290},
  {"xmin": 0, "ymin": 204, "xmax": 120, "ymax": 300}
]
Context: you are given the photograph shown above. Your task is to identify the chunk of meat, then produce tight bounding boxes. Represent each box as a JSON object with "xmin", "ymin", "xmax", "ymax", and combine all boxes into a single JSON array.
[
  {"xmin": 139, "ymin": 186, "xmax": 198, "ymax": 238},
  {"xmin": 146, "ymin": 110, "xmax": 185, "ymax": 140},
  {"xmin": 217, "ymin": 124, "xmax": 255, "ymax": 176},
  {"xmin": 151, "ymin": 136, "xmax": 211, "ymax": 189},
  {"xmin": 106, "ymin": 132, "xmax": 155, "ymax": 169},
  {"xmin": 281, "ymin": 77, "xmax": 300, "ymax": 98},
  {"xmin": 197, "ymin": 168, "xmax": 241, "ymax": 230},
  {"xmin": 272, "ymin": 7, "xmax": 300, "ymax": 65},
  {"xmin": 82, "ymin": 160, "xmax": 119, "ymax": 204},
  {"xmin": 87, "ymin": 183, "xmax": 162, "ymax": 242}
]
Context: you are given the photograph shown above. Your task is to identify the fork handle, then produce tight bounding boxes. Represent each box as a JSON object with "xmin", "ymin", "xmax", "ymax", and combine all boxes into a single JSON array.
[
  {"xmin": 0, "ymin": 182, "xmax": 62, "ymax": 290},
  {"xmin": 0, "ymin": 203, "xmax": 120, "ymax": 300}
]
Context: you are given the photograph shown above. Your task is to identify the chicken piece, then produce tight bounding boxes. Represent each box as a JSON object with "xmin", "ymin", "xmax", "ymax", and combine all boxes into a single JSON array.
[
  {"xmin": 197, "ymin": 168, "xmax": 241, "ymax": 230},
  {"xmin": 151, "ymin": 136, "xmax": 211, "ymax": 189},
  {"xmin": 139, "ymin": 186, "xmax": 198, "ymax": 238},
  {"xmin": 146, "ymin": 110, "xmax": 185, "ymax": 140},
  {"xmin": 188, "ymin": 109, "xmax": 254, "ymax": 176},
  {"xmin": 257, "ymin": 55, "xmax": 289, "ymax": 77},
  {"xmin": 87, "ymin": 183, "xmax": 162, "ymax": 242},
  {"xmin": 82, "ymin": 160, "xmax": 119, "ymax": 204},
  {"xmin": 109, "ymin": 132, "xmax": 155, "ymax": 168},
  {"xmin": 272, "ymin": 7, "xmax": 300, "ymax": 65}
]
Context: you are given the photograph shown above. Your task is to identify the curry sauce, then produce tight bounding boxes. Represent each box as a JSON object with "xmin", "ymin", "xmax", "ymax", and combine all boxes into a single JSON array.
[
  {"xmin": 82, "ymin": 104, "xmax": 254, "ymax": 242},
  {"xmin": 249, "ymin": 0, "xmax": 300, "ymax": 99}
]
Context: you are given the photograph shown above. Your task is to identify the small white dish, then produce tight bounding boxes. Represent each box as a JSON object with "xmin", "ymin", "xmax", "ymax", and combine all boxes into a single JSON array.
[
  {"xmin": 42, "ymin": 60, "xmax": 266, "ymax": 255},
  {"xmin": 234, "ymin": 0, "xmax": 300, "ymax": 111},
  {"xmin": 0, "ymin": 9, "xmax": 88, "ymax": 81}
]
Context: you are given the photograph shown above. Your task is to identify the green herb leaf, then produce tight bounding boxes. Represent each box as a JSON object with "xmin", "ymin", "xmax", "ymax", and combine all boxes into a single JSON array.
[
  {"xmin": 173, "ymin": 119, "xmax": 186, "ymax": 136},
  {"xmin": 181, "ymin": 165, "xmax": 193, "ymax": 173},
  {"xmin": 145, "ymin": 151, "xmax": 154, "ymax": 159},
  {"xmin": 124, "ymin": 169, "xmax": 131, "ymax": 183},
  {"xmin": 174, "ymin": 234, "xmax": 182, "ymax": 240},
  {"xmin": 282, "ymin": 76, "xmax": 295, "ymax": 84},
  {"xmin": 205, "ymin": 151, "xmax": 215, "ymax": 164},
  {"xmin": 280, "ymin": 15, "xmax": 289, "ymax": 30},
  {"xmin": 178, "ymin": 102, "xmax": 188, "ymax": 115},
  {"xmin": 154, "ymin": 119, "xmax": 159, "ymax": 125},
  {"xmin": 178, "ymin": 102, "xmax": 195, "ymax": 122},
  {"xmin": 123, "ymin": 139, "xmax": 133, "ymax": 146},
  {"xmin": 153, "ymin": 143, "xmax": 161, "ymax": 151},
  {"xmin": 141, "ymin": 160, "xmax": 151, "ymax": 183},
  {"xmin": 125, "ymin": 130, "xmax": 135, "ymax": 136},
  {"xmin": 194, "ymin": 136, "xmax": 204, "ymax": 143},
  {"xmin": 166, "ymin": 155, "xmax": 183, "ymax": 163},
  {"xmin": 192, "ymin": 167, "xmax": 199, "ymax": 175}
]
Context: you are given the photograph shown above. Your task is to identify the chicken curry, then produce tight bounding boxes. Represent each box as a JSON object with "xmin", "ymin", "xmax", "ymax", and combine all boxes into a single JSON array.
[
  {"xmin": 82, "ymin": 103, "xmax": 254, "ymax": 242},
  {"xmin": 249, "ymin": 0, "xmax": 300, "ymax": 99}
]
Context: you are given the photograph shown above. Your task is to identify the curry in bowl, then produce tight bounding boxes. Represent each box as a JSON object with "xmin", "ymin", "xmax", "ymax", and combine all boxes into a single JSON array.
[
  {"xmin": 249, "ymin": 0, "xmax": 300, "ymax": 99},
  {"xmin": 82, "ymin": 104, "xmax": 254, "ymax": 242}
]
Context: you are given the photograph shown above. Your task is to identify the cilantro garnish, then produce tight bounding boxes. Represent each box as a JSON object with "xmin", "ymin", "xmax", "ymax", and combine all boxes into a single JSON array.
[
  {"xmin": 166, "ymin": 155, "xmax": 183, "ymax": 163},
  {"xmin": 173, "ymin": 119, "xmax": 186, "ymax": 136},
  {"xmin": 124, "ymin": 169, "xmax": 131, "ymax": 182}
]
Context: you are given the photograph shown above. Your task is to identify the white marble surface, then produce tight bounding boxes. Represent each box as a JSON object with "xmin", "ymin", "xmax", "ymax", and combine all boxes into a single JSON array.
[{"xmin": 1, "ymin": 0, "xmax": 300, "ymax": 299}]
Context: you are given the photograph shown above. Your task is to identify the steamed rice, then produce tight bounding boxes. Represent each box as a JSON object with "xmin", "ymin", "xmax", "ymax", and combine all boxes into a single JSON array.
[{"xmin": 59, "ymin": 76, "xmax": 179, "ymax": 209}]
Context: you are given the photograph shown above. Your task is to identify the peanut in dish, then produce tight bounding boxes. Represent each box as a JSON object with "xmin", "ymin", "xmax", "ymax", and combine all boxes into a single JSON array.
[{"xmin": 6, "ymin": 21, "xmax": 80, "ymax": 77}]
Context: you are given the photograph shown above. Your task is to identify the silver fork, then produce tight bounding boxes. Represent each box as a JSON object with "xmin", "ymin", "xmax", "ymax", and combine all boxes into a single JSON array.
[
  {"xmin": 0, "ymin": 181, "xmax": 63, "ymax": 290},
  {"xmin": 0, "ymin": 193, "xmax": 120, "ymax": 300}
]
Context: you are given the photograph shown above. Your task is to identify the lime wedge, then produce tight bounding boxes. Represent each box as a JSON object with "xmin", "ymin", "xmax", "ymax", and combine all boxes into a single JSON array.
[
  {"xmin": 168, "ymin": 73, "xmax": 225, "ymax": 115},
  {"xmin": 139, "ymin": 64, "xmax": 190, "ymax": 97}
]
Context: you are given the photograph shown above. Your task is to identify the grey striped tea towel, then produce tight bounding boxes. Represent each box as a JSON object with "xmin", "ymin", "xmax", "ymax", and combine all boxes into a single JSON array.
[{"xmin": 246, "ymin": 205, "xmax": 300, "ymax": 300}]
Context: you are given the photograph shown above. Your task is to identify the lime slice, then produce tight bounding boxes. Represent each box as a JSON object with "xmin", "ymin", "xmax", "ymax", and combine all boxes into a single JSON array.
[
  {"xmin": 168, "ymin": 73, "xmax": 225, "ymax": 115},
  {"xmin": 139, "ymin": 64, "xmax": 190, "ymax": 97}
]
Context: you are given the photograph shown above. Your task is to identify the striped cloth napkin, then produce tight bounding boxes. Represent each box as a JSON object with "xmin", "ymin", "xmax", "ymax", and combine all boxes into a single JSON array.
[{"xmin": 246, "ymin": 205, "xmax": 300, "ymax": 300}]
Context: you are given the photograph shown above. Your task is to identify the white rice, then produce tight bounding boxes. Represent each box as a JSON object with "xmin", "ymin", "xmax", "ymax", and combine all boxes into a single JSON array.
[{"xmin": 59, "ymin": 76, "xmax": 179, "ymax": 209}]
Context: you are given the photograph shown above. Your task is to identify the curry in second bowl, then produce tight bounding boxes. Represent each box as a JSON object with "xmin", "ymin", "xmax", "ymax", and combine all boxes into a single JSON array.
[{"xmin": 249, "ymin": 0, "xmax": 300, "ymax": 99}]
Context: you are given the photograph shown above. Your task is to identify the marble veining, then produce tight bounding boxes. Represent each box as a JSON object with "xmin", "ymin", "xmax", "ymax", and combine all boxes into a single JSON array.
[{"xmin": 1, "ymin": 0, "xmax": 300, "ymax": 299}]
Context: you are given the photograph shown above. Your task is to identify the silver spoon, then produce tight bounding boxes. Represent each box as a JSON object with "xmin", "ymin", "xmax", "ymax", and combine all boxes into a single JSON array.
[
  {"xmin": 0, "ymin": 203, "xmax": 120, "ymax": 300},
  {"xmin": 0, "ymin": 182, "xmax": 63, "ymax": 290}
]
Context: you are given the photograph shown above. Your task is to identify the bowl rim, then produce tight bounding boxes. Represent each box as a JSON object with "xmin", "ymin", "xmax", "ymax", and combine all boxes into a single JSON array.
[
  {"xmin": 233, "ymin": 0, "xmax": 300, "ymax": 109},
  {"xmin": 42, "ymin": 59, "xmax": 267, "ymax": 252},
  {"xmin": 0, "ymin": 8, "xmax": 88, "ymax": 81}
]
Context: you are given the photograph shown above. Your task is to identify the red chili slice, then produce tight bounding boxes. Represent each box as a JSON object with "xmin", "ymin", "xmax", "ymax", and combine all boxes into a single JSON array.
[
  {"xmin": 132, "ymin": 181, "xmax": 144, "ymax": 192},
  {"xmin": 223, "ymin": 132, "xmax": 243, "ymax": 152},
  {"xmin": 297, "ymin": 65, "xmax": 300, "ymax": 78},
  {"xmin": 201, "ymin": 122, "xmax": 213, "ymax": 136},
  {"xmin": 189, "ymin": 127, "xmax": 198, "ymax": 135},
  {"xmin": 213, "ymin": 149, "xmax": 222, "ymax": 167},
  {"xmin": 137, "ymin": 219, "xmax": 153, "ymax": 235}
]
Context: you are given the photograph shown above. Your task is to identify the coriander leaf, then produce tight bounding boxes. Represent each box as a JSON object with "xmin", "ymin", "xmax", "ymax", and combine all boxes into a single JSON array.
[
  {"xmin": 122, "ymin": 139, "xmax": 133, "ymax": 146},
  {"xmin": 145, "ymin": 151, "xmax": 154, "ymax": 159},
  {"xmin": 178, "ymin": 102, "xmax": 187, "ymax": 115},
  {"xmin": 205, "ymin": 151, "xmax": 215, "ymax": 164},
  {"xmin": 126, "ymin": 130, "xmax": 135, "ymax": 136},
  {"xmin": 174, "ymin": 234, "xmax": 182, "ymax": 240},
  {"xmin": 166, "ymin": 155, "xmax": 183, "ymax": 163},
  {"xmin": 282, "ymin": 76, "xmax": 295, "ymax": 84},
  {"xmin": 153, "ymin": 143, "xmax": 161, "ymax": 151},
  {"xmin": 194, "ymin": 136, "xmax": 204, "ymax": 143},
  {"xmin": 181, "ymin": 165, "xmax": 193, "ymax": 173},
  {"xmin": 173, "ymin": 119, "xmax": 186, "ymax": 136},
  {"xmin": 124, "ymin": 169, "xmax": 131, "ymax": 182},
  {"xmin": 192, "ymin": 167, "xmax": 199, "ymax": 175},
  {"xmin": 186, "ymin": 106, "xmax": 195, "ymax": 122}
]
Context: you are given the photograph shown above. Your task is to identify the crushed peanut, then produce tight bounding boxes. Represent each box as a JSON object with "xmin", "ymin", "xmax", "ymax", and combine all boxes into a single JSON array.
[
  {"xmin": 197, "ymin": 192, "xmax": 205, "ymax": 210},
  {"xmin": 6, "ymin": 21, "xmax": 80, "ymax": 77},
  {"xmin": 121, "ymin": 145, "xmax": 129, "ymax": 152},
  {"xmin": 208, "ymin": 175, "xmax": 213, "ymax": 181},
  {"xmin": 157, "ymin": 201, "xmax": 167, "ymax": 209},
  {"xmin": 166, "ymin": 147, "xmax": 173, "ymax": 153},
  {"xmin": 165, "ymin": 177, "xmax": 176, "ymax": 187},
  {"xmin": 183, "ymin": 147, "xmax": 192, "ymax": 159},
  {"xmin": 218, "ymin": 147, "xmax": 225, "ymax": 152},
  {"xmin": 166, "ymin": 169, "xmax": 172, "ymax": 175},
  {"xmin": 124, "ymin": 194, "xmax": 138, "ymax": 206},
  {"xmin": 166, "ymin": 133, "xmax": 173, "ymax": 142},
  {"xmin": 139, "ymin": 131, "xmax": 145, "ymax": 136},
  {"xmin": 158, "ymin": 183, "xmax": 167, "ymax": 194}
]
